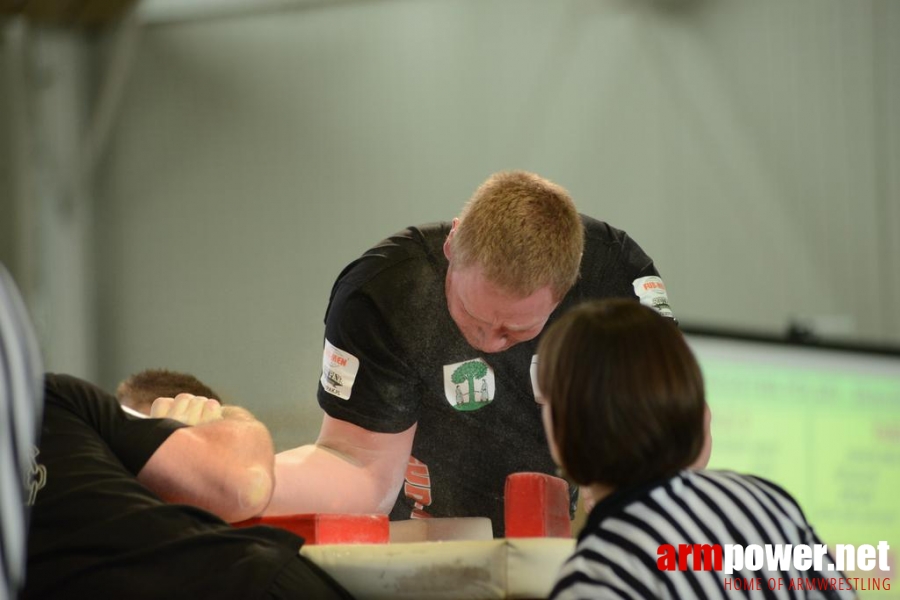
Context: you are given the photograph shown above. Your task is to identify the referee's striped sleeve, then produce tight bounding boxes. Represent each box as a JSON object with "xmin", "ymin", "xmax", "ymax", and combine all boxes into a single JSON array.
[{"xmin": 0, "ymin": 264, "xmax": 44, "ymax": 600}]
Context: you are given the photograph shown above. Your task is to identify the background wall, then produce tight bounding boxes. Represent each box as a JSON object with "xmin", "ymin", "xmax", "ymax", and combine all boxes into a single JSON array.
[{"xmin": 3, "ymin": 0, "xmax": 899, "ymax": 450}]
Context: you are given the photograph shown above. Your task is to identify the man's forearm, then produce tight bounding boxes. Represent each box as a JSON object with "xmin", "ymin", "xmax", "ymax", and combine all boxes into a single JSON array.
[
  {"xmin": 263, "ymin": 417, "xmax": 415, "ymax": 517},
  {"xmin": 205, "ymin": 408, "xmax": 276, "ymax": 515},
  {"xmin": 138, "ymin": 403, "xmax": 276, "ymax": 522},
  {"xmin": 263, "ymin": 444, "xmax": 403, "ymax": 516}
]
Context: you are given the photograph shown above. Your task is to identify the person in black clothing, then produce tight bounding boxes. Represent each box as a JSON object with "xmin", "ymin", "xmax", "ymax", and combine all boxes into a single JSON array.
[
  {"xmin": 266, "ymin": 170, "xmax": 679, "ymax": 537},
  {"xmin": 24, "ymin": 373, "xmax": 352, "ymax": 600}
]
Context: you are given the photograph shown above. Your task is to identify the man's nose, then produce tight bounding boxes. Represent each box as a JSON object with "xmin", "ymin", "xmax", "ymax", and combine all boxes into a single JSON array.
[{"xmin": 480, "ymin": 331, "xmax": 510, "ymax": 353}]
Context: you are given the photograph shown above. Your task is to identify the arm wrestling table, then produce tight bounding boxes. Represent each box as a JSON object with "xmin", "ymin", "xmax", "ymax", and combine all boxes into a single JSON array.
[
  {"xmin": 302, "ymin": 537, "xmax": 575, "ymax": 600},
  {"xmin": 239, "ymin": 473, "xmax": 577, "ymax": 599}
]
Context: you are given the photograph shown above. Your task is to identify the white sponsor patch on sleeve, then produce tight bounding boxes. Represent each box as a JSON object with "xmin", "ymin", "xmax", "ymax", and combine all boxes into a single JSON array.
[
  {"xmin": 320, "ymin": 339, "xmax": 361, "ymax": 400},
  {"xmin": 632, "ymin": 275, "xmax": 675, "ymax": 319}
]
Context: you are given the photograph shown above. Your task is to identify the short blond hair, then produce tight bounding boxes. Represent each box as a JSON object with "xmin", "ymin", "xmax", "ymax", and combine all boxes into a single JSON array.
[{"xmin": 449, "ymin": 171, "xmax": 583, "ymax": 299}]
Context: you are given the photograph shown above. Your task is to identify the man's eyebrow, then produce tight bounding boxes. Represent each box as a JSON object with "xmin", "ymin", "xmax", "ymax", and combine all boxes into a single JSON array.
[
  {"xmin": 462, "ymin": 299, "xmax": 544, "ymax": 332},
  {"xmin": 460, "ymin": 298, "xmax": 491, "ymax": 326}
]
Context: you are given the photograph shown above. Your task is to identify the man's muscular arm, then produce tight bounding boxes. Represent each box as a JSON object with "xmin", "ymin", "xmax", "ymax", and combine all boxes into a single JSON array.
[
  {"xmin": 263, "ymin": 415, "xmax": 415, "ymax": 516},
  {"xmin": 137, "ymin": 394, "xmax": 275, "ymax": 523}
]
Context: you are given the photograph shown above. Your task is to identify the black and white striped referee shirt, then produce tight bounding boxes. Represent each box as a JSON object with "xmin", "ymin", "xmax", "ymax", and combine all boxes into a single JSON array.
[
  {"xmin": 551, "ymin": 470, "xmax": 859, "ymax": 600},
  {"xmin": 0, "ymin": 264, "xmax": 43, "ymax": 600}
]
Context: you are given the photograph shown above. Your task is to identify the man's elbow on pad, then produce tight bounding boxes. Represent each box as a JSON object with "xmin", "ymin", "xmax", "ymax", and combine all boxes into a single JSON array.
[{"xmin": 217, "ymin": 465, "xmax": 275, "ymax": 523}]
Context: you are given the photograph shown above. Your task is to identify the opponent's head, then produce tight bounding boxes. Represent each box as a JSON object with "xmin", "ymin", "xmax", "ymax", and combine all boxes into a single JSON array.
[
  {"xmin": 116, "ymin": 368, "xmax": 219, "ymax": 416},
  {"xmin": 443, "ymin": 171, "xmax": 583, "ymax": 353},
  {"xmin": 536, "ymin": 299, "xmax": 707, "ymax": 488}
]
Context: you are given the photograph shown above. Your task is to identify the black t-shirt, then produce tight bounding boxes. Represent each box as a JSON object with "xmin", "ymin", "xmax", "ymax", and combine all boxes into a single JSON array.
[
  {"xmin": 317, "ymin": 216, "xmax": 672, "ymax": 537},
  {"xmin": 24, "ymin": 374, "xmax": 305, "ymax": 600}
]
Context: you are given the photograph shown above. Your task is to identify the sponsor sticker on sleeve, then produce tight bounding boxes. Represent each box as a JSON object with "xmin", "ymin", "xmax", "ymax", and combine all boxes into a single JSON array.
[
  {"xmin": 320, "ymin": 339, "xmax": 360, "ymax": 400},
  {"xmin": 632, "ymin": 276, "xmax": 675, "ymax": 319}
]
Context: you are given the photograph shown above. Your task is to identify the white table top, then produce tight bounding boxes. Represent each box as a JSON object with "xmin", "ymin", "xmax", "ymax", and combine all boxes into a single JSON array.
[{"xmin": 302, "ymin": 537, "xmax": 575, "ymax": 600}]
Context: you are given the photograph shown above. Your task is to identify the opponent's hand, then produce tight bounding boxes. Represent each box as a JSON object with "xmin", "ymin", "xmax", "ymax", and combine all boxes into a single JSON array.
[{"xmin": 150, "ymin": 393, "xmax": 223, "ymax": 426}]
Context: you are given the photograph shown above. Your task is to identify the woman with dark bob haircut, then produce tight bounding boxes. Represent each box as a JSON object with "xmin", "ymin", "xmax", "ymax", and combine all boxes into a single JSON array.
[{"xmin": 537, "ymin": 299, "xmax": 855, "ymax": 600}]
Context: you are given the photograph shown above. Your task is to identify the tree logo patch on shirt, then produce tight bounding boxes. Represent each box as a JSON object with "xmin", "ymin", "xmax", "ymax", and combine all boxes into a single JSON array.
[
  {"xmin": 320, "ymin": 339, "xmax": 360, "ymax": 400},
  {"xmin": 443, "ymin": 359, "xmax": 495, "ymax": 411}
]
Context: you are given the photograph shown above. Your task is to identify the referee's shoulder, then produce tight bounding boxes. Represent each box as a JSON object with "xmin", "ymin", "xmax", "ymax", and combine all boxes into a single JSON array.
[
  {"xmin": 686, "ymin": 469, "xmax": 806, "ymax": 515},
  {"xmin": 692, "ymin": 469, "xmax": 793, "ymax": 497}
]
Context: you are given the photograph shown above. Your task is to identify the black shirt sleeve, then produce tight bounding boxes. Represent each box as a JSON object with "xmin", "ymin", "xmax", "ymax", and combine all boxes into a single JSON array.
[
  {"xmin": 44, "ymin": 373, "xmax": 188, "ymax": 474},
  {"xmin": 317, "ymin": 288, "xmax": 421, "ymax": 434},
  {"xmin": 577, "ymin": 216, "xmax": 675, "ymax": 320}
]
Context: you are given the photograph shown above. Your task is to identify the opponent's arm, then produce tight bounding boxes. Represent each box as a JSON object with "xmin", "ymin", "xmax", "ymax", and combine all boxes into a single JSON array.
[
  {"xmin": 263, "ymin": 414, "xmax": 415, "ymax": 516},
  {"xmin": 137, "ymin": 394, "xmax": 275, "ymax": 523}
]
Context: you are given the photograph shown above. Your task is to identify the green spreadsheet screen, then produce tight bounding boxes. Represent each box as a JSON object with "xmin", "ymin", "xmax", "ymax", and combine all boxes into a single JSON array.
[{"xmin": 686, "ymin": 332, "xmax": 899, "ymax": 597}]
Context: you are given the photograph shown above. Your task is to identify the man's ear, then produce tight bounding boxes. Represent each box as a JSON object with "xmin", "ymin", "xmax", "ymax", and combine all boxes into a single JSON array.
[{"xmin": 443, "ymin": 218, "xmax": 460, "ymax": 261}]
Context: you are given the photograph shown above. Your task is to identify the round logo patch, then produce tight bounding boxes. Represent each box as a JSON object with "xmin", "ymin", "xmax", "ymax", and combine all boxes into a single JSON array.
[{"xmin": 443, "ymin": 358, "xmax": 495, "ymax": 411}]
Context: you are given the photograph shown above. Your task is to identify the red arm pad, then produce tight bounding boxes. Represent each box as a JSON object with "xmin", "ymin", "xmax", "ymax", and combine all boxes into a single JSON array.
[
  {"xmin": 504, "ymin": 472, "xmax": 572, "ymax": 538},
  {"xmin": 234, "ymin": 513, "xmax": 389, "ymax": 545}
]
